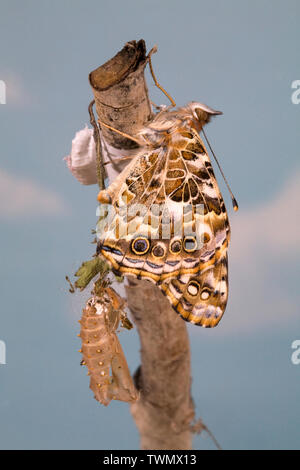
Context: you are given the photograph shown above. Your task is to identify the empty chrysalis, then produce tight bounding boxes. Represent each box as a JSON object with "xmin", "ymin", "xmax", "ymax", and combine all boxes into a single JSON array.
[{"xmin": 79, "ymin": 281, "xmax": 138, "ymax": 406}]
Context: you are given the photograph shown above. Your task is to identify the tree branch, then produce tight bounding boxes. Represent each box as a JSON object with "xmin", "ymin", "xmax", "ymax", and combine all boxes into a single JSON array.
[{"xmin": 89, "ymin": 40, "xmax": 195, "ymax": 450}]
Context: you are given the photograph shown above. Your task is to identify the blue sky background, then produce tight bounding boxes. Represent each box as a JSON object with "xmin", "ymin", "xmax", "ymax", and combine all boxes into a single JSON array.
[{"xmin": 0, "ymin": 0, "xmax": 299, "ymax": 450}]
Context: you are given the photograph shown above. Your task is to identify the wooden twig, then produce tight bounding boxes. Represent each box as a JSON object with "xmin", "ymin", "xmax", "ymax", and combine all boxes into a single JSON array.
[
  {"xmin": 89, "ymin": 40, "xmax": 195, "ymax": 450},
  {"xmin": 88, "ymin": 100, "xmax": 105, "ymax": 190}
]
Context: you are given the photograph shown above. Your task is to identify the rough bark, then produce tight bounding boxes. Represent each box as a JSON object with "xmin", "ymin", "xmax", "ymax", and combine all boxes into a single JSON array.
[
  {"xmin": 89, "ymin": 40, "xmax": 152, "ymax": 150},
  {"xmin": 89, "ymin": 40, "xmax": 195, "ymax": 450}
]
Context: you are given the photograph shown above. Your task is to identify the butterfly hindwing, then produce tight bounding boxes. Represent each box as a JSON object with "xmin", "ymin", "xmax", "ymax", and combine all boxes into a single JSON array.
[{"xmin": 161, "ymin": 253, "xmax": 228, "ymax": 328}]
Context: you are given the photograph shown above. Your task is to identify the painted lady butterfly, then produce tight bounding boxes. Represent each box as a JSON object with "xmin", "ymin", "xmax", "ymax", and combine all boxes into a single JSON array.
[{"xmin": 96, "ymin": 100, "xmax": 237, "ymax": 328}]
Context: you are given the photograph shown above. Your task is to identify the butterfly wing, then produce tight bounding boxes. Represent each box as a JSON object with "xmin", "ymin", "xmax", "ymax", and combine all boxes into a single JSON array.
[
  {"xmin": 98, "ymin": 128, "xmax": 229, "ymax": 268},
  {"xmin": 97, "ymin": 124, "xmax": 230, "ymax": 327},
  {"xmin": 161, "ymin": 252, "xmax": 228, "ymax": 327}
]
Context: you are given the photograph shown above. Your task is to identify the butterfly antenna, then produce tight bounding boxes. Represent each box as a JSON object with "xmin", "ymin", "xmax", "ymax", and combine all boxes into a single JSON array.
[
  {"xmin": 202, "ymin": 128, "xmax": 239, "ymax": 211},
  {"xmin": 147, "ymin": 46, "xmax": 176, "ymax": 108}
]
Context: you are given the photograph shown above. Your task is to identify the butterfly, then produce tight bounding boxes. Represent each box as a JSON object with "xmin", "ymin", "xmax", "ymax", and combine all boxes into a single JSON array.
[{"xmin": 96, "ymin": 101, "xmax": 237, "ymax": 328}]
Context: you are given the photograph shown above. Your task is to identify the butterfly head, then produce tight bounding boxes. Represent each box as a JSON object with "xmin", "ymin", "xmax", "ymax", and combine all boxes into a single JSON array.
[
  {"xmin": 187, "ymin": 102, "xmax": 222, "ymax": 132},
  {"xmin": 136, "ymin": 102, "xmax": 222, "ymax": 147}
]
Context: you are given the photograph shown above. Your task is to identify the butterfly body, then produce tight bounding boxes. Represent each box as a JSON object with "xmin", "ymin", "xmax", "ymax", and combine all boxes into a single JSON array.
[{"xmin": 97, "ymin": 102, "xmax": 231, "ymax": 327}]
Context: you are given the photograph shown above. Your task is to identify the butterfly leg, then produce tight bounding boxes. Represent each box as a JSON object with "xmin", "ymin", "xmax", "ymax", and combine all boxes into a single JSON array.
[
  {"xmin": 147, "ymin": 46, "xmax": 176, "ymax": 107},
  {"xmin": 88, "ymin": 100, "xmax": 105, "ymax": 190},
  {"xmin": 98, "ymin": 120, "xmax": 143, "ymax": 146}
]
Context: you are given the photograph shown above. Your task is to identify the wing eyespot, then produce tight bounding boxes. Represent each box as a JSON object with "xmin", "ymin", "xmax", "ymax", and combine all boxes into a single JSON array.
[
  {"xmin": 170, "ymin": 238, "xmax": 182, "ymax": 254},
  {"xmin": 200, "ymin": 289, "xmax": 211, "ymax": 300},
  {"xmin": 183, "ymin": 236, "xmax": 198, "ymax": 252},
  {"xmin": 131, "ymin": 237, "xmax": 150, "ymax": 255},
  {"xmin": 152, "ymin": 243, "xmax": 165, "ymax": 259},
  {"xmin": 187, "ymin": 280, "xmax": 200, "ymax": 297},
  {"xmin": 202, "ymin": 232, "xmax": 211, "ymax": 243}
]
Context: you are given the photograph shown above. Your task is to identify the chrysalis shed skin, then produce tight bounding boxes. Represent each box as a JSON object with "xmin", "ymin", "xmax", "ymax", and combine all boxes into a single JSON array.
[{"xmin": 80, "ymin": 286, "xmax": 138, "ymax": 406}]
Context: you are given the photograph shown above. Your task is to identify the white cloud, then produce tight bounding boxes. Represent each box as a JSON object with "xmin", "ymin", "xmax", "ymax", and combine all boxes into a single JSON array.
[
  {"xmin": 222, "ymin": 170, "xmax": 300, "ymax": 333},
  {"xmin": 188, "ymin": 171, "xmax": 300, "ymax": 335},
  {"xmin": 0, "ymin": 72, "xmax": 34, "ymax": 108},
  {"xmin": 0, "ymin": 168, "xmax": 68, "ymax": 218},
  {"xmin": 230, "ymin": 170, "xmax": 300, "ymax": 261}
]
